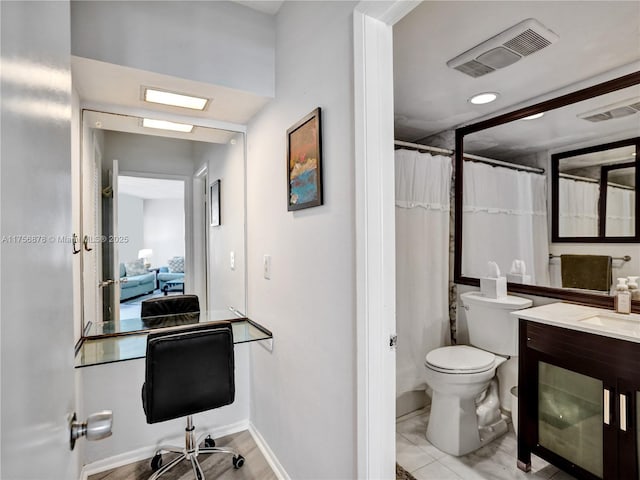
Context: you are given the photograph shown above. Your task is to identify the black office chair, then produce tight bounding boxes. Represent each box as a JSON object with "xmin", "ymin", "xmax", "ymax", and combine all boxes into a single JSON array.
[
  {"xmin": 142, "ymin": 322, "xmax": 245, "ymax": 480},
  {"xmin": 141, "ymin": 294, "xmax": 200, "ymax": 318}
]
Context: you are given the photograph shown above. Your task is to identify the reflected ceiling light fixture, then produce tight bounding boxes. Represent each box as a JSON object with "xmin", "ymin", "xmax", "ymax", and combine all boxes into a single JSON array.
[
  {"xmin": 522, "ymin": 112, "xmax": 544, "ymax": 120},
  {"xmin": 143, "ymin": 87, "xmax": 209, "ymax": 110},
  {"xmin": 469, "ymin": 92, "xmax": 499, "ymax": 105},
  {"xmin": 142, "ymin": 118, "xmax": 194, "ymax": 133}
]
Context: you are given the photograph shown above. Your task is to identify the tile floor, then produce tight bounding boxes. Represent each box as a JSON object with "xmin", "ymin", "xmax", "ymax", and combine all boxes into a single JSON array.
[{"xmin": 396, "ymin": 407, "xmax": 577, "ymax": 480}]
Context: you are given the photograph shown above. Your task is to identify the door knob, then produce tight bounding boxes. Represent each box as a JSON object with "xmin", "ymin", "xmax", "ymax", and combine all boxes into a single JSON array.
[{"xmin": 69, "ymin": 410, "xmax": 113, "ymax": 450}]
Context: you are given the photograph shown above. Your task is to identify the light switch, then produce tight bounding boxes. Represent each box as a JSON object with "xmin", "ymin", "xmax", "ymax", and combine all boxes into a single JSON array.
[
  {"xmin": 263, "ymin": 254, "xmax": 271, "ymax": 280},
  {"xmin": 230, "ymin": 251, "xmax": 235, "ymax": 270}
]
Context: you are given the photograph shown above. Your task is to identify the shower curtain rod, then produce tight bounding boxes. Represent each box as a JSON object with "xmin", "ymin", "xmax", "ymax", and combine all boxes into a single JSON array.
[
  {"xmin": 559, "ymin": 172, "xmax": 635, "ymax": 191},
  {"xmin": 394, "ymin": 140, "xmax": 545, "ymax": 174}
]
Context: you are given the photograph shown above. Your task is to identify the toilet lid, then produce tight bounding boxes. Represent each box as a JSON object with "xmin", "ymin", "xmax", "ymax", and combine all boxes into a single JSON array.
[{"xmin": 425, "ymin": 346, "xmax": 495, "ymax": 374}]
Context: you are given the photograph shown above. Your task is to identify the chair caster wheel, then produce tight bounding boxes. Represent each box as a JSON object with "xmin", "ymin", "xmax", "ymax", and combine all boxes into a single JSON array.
[
  {"xmin": 232, "ymin": 455, "xmax": 245, "ymax": 469},
  {"xmin": 204, "ymin": 435, "xmax": 215, "ymax": 448},
  {"xmin": 150, "ymin": 453, "xmax": 162, "ymax": 471}
]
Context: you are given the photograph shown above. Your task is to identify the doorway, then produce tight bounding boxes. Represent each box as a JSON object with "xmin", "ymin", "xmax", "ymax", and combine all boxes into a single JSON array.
[{"xmin": 115, "ymin": 175, "xmax": 187, "ymax": 321}]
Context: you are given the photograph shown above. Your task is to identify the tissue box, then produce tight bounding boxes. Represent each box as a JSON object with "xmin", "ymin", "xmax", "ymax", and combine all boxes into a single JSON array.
[
  {"xmin": 480, "ymin": 276, "xmax": 507, "ymax": 299},
  {"xmin": 507, "ymin": 273, "xmax": 532, "ymax": 285}
]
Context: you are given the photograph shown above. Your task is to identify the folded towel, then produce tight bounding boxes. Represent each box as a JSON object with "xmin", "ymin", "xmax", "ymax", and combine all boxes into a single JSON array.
[{"xmin": 561, "ymin": 254, "xmax": 612, "ymax": 291}]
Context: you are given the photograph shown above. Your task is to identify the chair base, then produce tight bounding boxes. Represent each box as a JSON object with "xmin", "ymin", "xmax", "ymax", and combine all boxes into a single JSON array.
[{"xmin": 148, "ymin": 416, "xmax": 244, "ymax": 480}]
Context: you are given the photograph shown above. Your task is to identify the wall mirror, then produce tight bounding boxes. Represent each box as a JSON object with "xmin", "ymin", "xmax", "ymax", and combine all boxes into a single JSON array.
[
  {"xmin": 455, "ymin": 72, "xmax": 640, "ymax": 307},
  {"xmin": 552, "ymin": 138, "xmax": 639, "ymax": 241},
  {"xmin": 80, "ymin": 110, "xmax": 246, "ymax": 338}
]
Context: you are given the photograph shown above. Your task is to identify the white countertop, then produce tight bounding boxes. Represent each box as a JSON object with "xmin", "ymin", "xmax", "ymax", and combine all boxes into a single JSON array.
[{"xmin": 511, "ymin": 302, "xmax": 640, "ymax": 344}]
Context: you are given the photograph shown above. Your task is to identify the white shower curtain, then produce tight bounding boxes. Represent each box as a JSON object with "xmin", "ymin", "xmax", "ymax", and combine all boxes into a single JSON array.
[
  {"xmin": 462, "ymin": 161, "xmax": 550, "ymax": 286},
  {"xmin": 606, "ymin": 186, "xmax": 635, "ymax": 236},
  {"xmin": 395, "ymin": 149, "xmax": 451, "ymax": 396},
  {"xmin": 558, "ymin": 178, "xmax": 600, "ymax": 237}
]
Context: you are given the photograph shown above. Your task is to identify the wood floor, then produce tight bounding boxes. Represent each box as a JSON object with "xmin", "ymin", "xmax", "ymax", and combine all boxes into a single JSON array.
[{"xmin": 89, "ymin": 430, "xmax": 277, "ymax": 480}]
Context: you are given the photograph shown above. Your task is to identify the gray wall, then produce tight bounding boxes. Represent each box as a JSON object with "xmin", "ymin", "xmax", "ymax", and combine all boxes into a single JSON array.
[
  {"xmin": 246, "ymin": 2, "xmax": 358, "ymax": 478},
  {"xmin": 70, "ymin": 0, "xmax": 275, "ymax": 97}
]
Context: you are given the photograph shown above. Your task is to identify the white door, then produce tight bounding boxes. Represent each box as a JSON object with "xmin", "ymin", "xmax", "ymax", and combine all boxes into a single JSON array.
[{"xmin": 0, "ymin": 1, "xmax": 78, "ymax": 478}]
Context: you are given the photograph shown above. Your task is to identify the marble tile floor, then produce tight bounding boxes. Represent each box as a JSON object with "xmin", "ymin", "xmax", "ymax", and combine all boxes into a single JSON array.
[
  {"xmin": 396, "ymin": 408, "xmax": 577, "ymax": 480},
  {"xmin": 88, "ymin": 430, "xmax": 277, "ymax": 480}
]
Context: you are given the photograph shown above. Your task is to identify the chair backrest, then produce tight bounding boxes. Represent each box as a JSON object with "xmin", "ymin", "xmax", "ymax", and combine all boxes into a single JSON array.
[
  {"xmin": 141, "ymin": 294, "xmax": 200, "ymax": 317},
  {"xmin": 143, "ymin": 322, "xmax": 235, "ymax": 424}
]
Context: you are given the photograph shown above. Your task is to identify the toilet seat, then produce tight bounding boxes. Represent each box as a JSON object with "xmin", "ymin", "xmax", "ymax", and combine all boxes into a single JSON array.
[{"xmin": 425, "ymin": 346, "xmax": 496, "ymax": 374}]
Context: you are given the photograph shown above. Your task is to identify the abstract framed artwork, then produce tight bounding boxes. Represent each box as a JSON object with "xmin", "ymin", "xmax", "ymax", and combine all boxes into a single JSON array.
[
  {"xmin": 210, "ymin": 179, "xmax": 220, "ymax": 226},
  {"xmin": 287, "ymin": 107, "xmax": 323, "ymax": 211}
]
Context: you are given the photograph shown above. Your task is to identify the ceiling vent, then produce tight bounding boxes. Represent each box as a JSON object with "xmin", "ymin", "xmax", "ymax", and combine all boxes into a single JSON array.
[
  {"xmin": 447, "ymin": 19, "xmax": 559, "ymax": 78},
  {"xmin": 578, "ymin": 98, "xmax": 640, "ymax": 123}
]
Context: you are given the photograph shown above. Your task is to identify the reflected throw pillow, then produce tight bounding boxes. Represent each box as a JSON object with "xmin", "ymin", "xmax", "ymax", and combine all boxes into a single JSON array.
[
  {"xmin": 125, "ymin": 259, "xmax": 147, "ymax": 276},
  {"xmin": 168, "ymin": 256, "xmax": 185, "ymax": 273}
]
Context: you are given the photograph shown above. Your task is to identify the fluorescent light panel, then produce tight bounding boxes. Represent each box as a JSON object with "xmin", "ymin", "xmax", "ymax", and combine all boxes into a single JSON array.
[
  {"xmin": 144, "ymin": 88, "xmax": 208, "ymax": 110},
  {"xmin": 142, "ymin": 118, "xmax": 194, "ymax": 133}
]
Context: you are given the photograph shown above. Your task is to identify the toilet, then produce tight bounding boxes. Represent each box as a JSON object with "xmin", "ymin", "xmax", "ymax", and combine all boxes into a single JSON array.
[{"xmin": 424, "ymin": 291, "xmax": 532, "ymax": 456}]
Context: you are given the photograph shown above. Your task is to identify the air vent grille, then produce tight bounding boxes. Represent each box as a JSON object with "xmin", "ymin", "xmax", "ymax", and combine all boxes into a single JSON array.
[
  {"xmin": 503, "ymin": 28, "xmax": 552, "ymax": 56},
  {"xmin": 446, "ymin": 19, "xmax": 559, "ymax": 78},
  {"xmin": 453, "ymin": 60, "xmax": 495, "ymax": 78},
  {"xmin": 579, "ymin": 98, "xmax": 640, "ymax": 122}
]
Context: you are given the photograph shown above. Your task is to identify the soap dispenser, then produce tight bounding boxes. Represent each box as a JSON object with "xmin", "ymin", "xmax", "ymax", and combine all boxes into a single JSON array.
[{"xmin": 615, "ymin": 277, "xmax": 631, "ymax": 314}]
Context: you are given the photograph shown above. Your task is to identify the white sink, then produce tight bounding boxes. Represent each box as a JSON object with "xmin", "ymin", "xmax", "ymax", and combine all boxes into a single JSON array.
[{"xmin": 579, "ymin": 314, "xmax": 640, "ymax": 338}]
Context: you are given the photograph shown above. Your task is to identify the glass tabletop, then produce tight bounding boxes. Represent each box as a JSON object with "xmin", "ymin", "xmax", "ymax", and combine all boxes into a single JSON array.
[
  {"xmin": 85, "ymin": 309, "xmax": 245, "ymax": 338},
  {"xmin": 76, "ymin": 316, "xmax": 272, "ymax": 368}
]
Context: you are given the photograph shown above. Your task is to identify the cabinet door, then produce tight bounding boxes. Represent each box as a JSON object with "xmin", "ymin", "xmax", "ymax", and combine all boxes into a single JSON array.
[
  {"xmin": 617, "ymin": 378, "xmax": 639, "ymax": 478},
  {"xmin": 538, "ymin": 361, "xmax": 605, "ymax": 478}
]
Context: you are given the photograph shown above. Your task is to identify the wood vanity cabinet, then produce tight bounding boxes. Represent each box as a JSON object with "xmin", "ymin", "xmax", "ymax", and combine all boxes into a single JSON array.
[{"xmin": 517, "ymin": 319, "xmax": 640, "ymax": 480}]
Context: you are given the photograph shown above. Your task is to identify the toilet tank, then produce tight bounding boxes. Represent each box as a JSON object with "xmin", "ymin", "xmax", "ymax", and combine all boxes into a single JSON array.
[{"xmin": 460, "ymin": 291, "xmax": 532, "ymax": 356}]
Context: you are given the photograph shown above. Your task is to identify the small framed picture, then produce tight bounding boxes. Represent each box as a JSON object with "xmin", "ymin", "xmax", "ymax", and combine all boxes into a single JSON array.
[
  {"xmin": 287, "ymin": 107, "xmax": 323, "ymax": 211},
  {"xmin": 210, "ymin": 179, "xmax": 221, "ymax": 226}
]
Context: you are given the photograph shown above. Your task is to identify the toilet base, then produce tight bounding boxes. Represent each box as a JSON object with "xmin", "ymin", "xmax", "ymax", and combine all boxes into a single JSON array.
[{"xmin": 426, "ymin": 392, "xmax": 508, "ymax": 456}]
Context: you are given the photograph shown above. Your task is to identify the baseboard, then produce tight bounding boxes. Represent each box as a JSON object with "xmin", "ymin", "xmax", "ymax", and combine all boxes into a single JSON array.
[
  {"xmin": 248, "ymin": 422, "xmax": 291, "ymax": 480},
  {"xmin": 79, "ymin": 419, "xmax": 249, "ymax": 480}
]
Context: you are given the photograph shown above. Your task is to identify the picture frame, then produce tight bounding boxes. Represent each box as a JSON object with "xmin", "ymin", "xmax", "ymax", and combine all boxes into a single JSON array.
[
  {"xmin": 287, "ymin": 107, "xmax": 323, "ymax": 211},
  {"xmin": 210, "ymin": 179, "xmax": 221, "ymax": 226}
]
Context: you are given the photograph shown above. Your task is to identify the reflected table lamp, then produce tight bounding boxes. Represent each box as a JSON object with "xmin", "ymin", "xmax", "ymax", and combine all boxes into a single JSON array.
[{"xmin": 138, "ymin": 248, "xmax": 153, "ymax": 269}]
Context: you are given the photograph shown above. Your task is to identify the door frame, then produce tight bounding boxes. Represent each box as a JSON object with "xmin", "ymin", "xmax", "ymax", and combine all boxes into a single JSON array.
[
  {"xmin": 116, "ymin": 170, "xmax": 193, "ymax": 294},
  {"xmin": 353, "ymin": 2, "xmax": 420, "ymax": 478}
]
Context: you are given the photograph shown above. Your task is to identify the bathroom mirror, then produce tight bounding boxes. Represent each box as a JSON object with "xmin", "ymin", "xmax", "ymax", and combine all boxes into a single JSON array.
[
  {"xmin": 79, "ymin": 110, "xmax": 246, "ymax": 338},
  {"xmin": 455, "ymin": 71, "xmax": 640, "ymax": 308},
  {"xmin": 552, "ymin": 138, "xmax": 639, "ymax": 241}
]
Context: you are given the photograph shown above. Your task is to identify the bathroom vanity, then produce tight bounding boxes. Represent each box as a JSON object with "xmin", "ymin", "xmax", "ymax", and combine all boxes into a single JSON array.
[{"xmin": 514, "ymin": 303, "xmax": 640, "ymax": 480}]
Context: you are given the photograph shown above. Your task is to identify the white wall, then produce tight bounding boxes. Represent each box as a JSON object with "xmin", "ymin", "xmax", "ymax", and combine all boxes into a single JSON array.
[
  {"xmin": 70, "ymin": 0, "xmax": 275, "ymax": 98},
  {"xmin": 193, "ymin": 135, "xmax": 246, "ymax": 313},
  {"xmin": 117, "ymin": 193, "xmax": 144, "ymax": 264},
  {"xmin": 246, "ymin": 2, "xmax": 358, "ymax": 478},
  {"xmin": 103, "ymin": 131, "xmax": 197, "ymax": 177},
  {"xmin": 143, "ymin": 198, "xmax": 186, "ymax": 267},
  {"xmin": 79, "ymin": 344, "xmax": 251, "ymax": 464},
  {"xmin": 1, "ymin": 1, "xmax": 80, "ymax": 478}
]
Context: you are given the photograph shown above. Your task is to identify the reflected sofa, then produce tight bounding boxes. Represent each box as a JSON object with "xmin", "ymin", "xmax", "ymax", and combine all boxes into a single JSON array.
[
  {"xmin": 119, "ymin": 263, "xmax": 155, "ymax": 301},
  {"xmin": 157, "ymin": 256, "xmax": 185, "ymax": 292}
]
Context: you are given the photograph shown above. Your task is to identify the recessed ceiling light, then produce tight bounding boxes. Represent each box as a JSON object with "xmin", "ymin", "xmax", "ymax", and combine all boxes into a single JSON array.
[
  {"xmin": 144, "ymin": 87, "xmax": 208, "ymax": 110},
  {"xmin": 142, "ymin": 118, "xmax": 194, "ymax": 133},
  {"xmin": 523, "ymin": 112, "xmax": 544, "ymax": 120},
  {"xmin": 469, "ymin": 92, "xmax": 499, "ymax": 105}
]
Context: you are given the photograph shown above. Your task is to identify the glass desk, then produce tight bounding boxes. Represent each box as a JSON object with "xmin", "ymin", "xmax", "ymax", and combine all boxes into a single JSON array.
[{"xmin": 76, "ymin": 311, "xmax": 272, "ymax": 368}]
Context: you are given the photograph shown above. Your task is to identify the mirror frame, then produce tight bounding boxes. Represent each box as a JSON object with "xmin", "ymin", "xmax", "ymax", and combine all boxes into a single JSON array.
[
  {"xmin": 551, "ymin": 137, "xmax": 640, "ymax": 242},
  {"xmin": 454, "ymin": 71, "xmax": 640, "ymax": 309}
]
